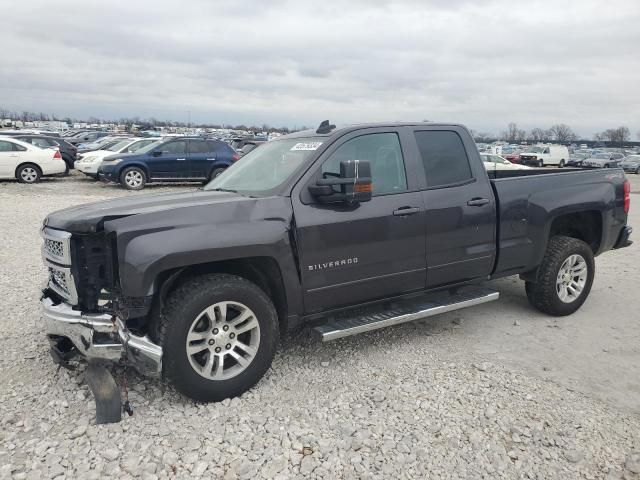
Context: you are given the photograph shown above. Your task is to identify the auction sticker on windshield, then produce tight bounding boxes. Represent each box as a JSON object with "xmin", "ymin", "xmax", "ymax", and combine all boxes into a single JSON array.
[{"xmin": 291, "ymin": 142, "xmax": 323, "ymax": 151}]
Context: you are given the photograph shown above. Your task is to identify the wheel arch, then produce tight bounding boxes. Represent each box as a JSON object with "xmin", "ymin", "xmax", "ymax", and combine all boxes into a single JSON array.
[
  {"xmin": 15, "ymin": 162, "xmax": 43, "ymax": 178},
  {"xmin": 119, "ymin": 162, "xmax": 151, "ymax": 181},
  {"xmin": 153, "ymin": 256, "xmax": 290, "ymax": 334}
]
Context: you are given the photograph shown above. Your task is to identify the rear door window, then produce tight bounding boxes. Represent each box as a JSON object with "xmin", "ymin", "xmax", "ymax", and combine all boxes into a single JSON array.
[
  {"xmin": 189, "ymin": 140, "xmax": 211, "ymax": 154},
  {"xmin": 414, "ymin": 131, "xmax": 473, "ymax": 188}
]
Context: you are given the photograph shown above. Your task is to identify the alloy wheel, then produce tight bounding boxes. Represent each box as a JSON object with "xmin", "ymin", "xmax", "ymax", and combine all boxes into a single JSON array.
[
  {"xmin": 556, "ymin": 254, "xmax": 588, "ymax": 303},
  {"xmin": 185, "ymin": 301, "xmax": 260, "ymax": 380}
]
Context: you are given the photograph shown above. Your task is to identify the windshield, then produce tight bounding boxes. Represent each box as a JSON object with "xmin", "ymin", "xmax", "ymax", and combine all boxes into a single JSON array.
[
  {"xmin": 530, "ymin": 146, "xmax": 545, "ymax": 153},
  {"xmin": 108, "ymin": 139, "xmax": 134, "ymax": 152},
  {"xmin": 204, "ymin": 138, "xmax": 321, "ymax": 195},
  {"xmin": 623, "ymin": 155, "xmax": 640, "ymax": 162},
  {"xmin": 593, "ymin": 153, "xmax": 610, "ymax": 159},
  {"xmin": 135, "ymin": 139, "xmax": 165, "ymax": 154}
]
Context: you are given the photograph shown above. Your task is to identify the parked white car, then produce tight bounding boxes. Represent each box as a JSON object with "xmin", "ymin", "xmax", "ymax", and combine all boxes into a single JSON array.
[
  {"xmin": 481, "ymin": 154, "xmax": 531, "ymax": 170},
  {"xmin": 518, "ymin": 144, "xmax": 570, "ymax": 167},
  {"xmin": 75, "ymin": 138, "xmax": 158, "ymax": 178},
  {"xmin": 0, "ymin": 137, "xmax": 67, "ymax": 183}
]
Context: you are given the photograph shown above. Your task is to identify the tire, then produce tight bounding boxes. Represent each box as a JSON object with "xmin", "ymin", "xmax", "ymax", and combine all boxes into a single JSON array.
[
  {"xmin": 120, "ymin": 166, "xmax": 146, "ymax": 190},
  {"xmin": 635, "ymin": 167, "xmax": 640, "ymax": 175},
  {"xmin": 16, "ymin": 164, "xmax": 42, "ymax": 184},
  {"xmin": 558, "ymin": 160, "xmax": 565, "ymax": 168},
  {"xmin": 525, "ymin": 236, "xmax": 594, "ymax": 316},
  {"xmin": 153, "ymin": 273, "xmax": 279, "ymax": 402},
  {"xmin": 209, "ymin": 167, "xmax": 226, "ymax": 180},
  {"xmin": 538, "ymin": 159, "xmax": 544, "ymax": 167}
]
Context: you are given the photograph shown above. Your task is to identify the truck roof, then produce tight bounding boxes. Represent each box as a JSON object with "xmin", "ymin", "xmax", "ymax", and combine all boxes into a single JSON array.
[{"xmin": 281, "ymin": 121, "xmax": 468, "ymax": 140}]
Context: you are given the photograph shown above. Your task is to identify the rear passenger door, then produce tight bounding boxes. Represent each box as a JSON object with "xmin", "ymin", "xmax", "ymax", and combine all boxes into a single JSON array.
[
  {"xmin": 412, "ymin": 128, "xmax": 497, "ymax": 288},
  {"xmin": 148, "ymin": 140, "xmax": 188, "ymax": 179},
  {"xmin": 187, "ymin": 139, "xmax": 213, "ymax": 179}
]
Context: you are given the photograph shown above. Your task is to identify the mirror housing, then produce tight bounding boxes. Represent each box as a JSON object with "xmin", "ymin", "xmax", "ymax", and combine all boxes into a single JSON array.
[
  {"xmin": 308, "ymin": 160, "xmax": 372, "ymax": 205},
  {"xmin": 152, "ymin": 150, "xmax": 162, "ymax": 157}
]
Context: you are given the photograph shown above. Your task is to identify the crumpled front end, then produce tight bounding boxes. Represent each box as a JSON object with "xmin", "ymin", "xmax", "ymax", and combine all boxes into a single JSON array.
[{"xmin": 41, "ymin": 226, "xmax": 162, "ymax": 376}]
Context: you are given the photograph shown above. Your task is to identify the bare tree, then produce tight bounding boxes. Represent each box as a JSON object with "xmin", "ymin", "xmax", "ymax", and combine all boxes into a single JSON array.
[
  {"xmin": 595, "ymin": 126, "xmax": 631, "ymax": 146},
  {"xmin": 549, "ymin": 124, "xmax": 577, "ymax": 143},
  {"xmin": 528, "ymin": 128, "xmax": 545, "ymax": 142},
  {"xmin": 501, "ymin": 122, "xmax": 525, "ymax": 143}
]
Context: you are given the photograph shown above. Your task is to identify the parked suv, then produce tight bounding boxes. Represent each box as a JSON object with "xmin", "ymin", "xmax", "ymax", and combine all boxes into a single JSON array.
[{"xmin": 98, "ymin": 137, "xmax": 239, "ymax": 189}]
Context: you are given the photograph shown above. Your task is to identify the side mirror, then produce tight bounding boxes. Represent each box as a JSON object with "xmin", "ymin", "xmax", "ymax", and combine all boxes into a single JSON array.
[
  {"xmin": 308, "ymin": 160, "xmax": 372, "ymax": 205},
  {"xmin": 152, "ymin": 150, "xmax": 162, "ymax": 157}
]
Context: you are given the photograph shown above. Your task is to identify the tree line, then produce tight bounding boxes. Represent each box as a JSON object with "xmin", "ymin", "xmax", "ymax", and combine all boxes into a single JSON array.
[
  {"xmin": 0, "ymin": 107, "xmax": 294, "ymax": 134},
  {"xmin": 471, "ymin": 123, "xmax": 637, "ymax": 145}
]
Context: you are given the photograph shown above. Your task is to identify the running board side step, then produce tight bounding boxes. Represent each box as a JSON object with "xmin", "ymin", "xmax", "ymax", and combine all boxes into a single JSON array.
[{"xmin": 314, "ymin": 287, "xmax": 499, "ymax": 341}]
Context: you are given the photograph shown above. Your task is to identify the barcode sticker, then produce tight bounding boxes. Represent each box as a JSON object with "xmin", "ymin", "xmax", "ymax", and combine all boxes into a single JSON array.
[{"xmin": 291, "ymin": 142, "xmax": 323, "ymax": 151}]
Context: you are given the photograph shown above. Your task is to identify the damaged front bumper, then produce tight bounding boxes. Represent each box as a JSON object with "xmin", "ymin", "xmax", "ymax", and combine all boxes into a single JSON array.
[{"xmin": 42, "ymin": 294, "xmax": 162, "ymax": 377}]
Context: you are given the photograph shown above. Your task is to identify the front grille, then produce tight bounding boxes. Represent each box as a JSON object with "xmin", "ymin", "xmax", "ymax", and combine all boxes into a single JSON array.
[
  {"xmin": 41, "ymin": 228, "xmax": 71, "ymax": 265},
  {"xmin": 42, "ymin": 227, "xmax": 77, "ymax": 304},
  {"xmin": 49, "ymin": 267, "xmax": 70, "ymax": 295},
  {"xmin": 44, "ymin": 238, "xmax": 64, "ymax": 259},
  {"xmin": 46, "ymin": 263, "xmax": 78, "ymax": 304}
]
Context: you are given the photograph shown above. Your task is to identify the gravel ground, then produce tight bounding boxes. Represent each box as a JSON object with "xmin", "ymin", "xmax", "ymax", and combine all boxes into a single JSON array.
[{"xmin": 1, "ymin": 172, "xmax": 639, "ymax": 479}]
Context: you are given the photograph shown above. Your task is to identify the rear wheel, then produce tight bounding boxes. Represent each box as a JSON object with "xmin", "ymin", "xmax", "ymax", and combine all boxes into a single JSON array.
[
  {"xmin": 16, "ymin": 164, "xmax": 42, "ymax": 184},
  {"xmin": 120, "ymin": 166, "xmax": 146, "ymax": 190},
  {"xmin": 525, "ymin": 236, "xmax": 594, "ymax": 316},
  {"xmin": 153, "ymin": 274, "xmax": 279, "ymax": 402},
  {"xmin": 209, "ymin": 167, "xmax": 226, "ymax": 180},
  {"xmin": 558, "ymin": 160, "xmax": 565, "ymax": 168},
  {"xmin": 635, "ymin": 167, "xmax": 640, "ymax": 175}
]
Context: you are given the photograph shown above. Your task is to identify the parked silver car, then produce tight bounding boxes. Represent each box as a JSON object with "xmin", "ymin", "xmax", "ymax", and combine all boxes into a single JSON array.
[
  {"xmin": 581, "ymin": 152, "xmax": 625, "ymax": 168},
  {"xmin": 621, "ymin": 155, "xmax": 640, "ymax": 174}
]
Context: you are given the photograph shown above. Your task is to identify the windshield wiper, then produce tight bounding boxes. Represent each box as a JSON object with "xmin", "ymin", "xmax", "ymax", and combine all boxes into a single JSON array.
[{"xmin": 213, "ymin": 188, "xmax": 239, "ymax": 193}]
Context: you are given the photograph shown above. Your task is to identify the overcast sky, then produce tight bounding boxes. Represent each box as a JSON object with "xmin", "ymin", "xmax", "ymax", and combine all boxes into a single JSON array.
[{"xmin": 1, "ymin": 0, "xmax": 639, "ymax": 136}]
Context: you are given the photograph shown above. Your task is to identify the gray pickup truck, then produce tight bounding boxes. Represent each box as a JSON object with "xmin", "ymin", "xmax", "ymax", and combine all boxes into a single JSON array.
[{"xmin": 41, "ymin": 121, "xmax": 632, "ymax": 403}]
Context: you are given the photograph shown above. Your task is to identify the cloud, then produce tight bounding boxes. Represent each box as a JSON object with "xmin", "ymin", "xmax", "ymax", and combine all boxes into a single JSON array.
[{"xmin": 1, "ymin": 0, "xmax": 639, "ymax": 135}]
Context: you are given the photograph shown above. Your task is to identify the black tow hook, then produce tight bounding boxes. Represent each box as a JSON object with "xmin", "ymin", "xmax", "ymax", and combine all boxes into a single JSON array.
[{"xmin": 85, "ymin": 362, "xmax": 122, "ymax": 424}]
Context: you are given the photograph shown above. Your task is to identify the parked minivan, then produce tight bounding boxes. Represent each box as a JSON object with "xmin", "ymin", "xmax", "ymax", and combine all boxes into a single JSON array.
[{"xmin": 519, "ymin": 145, "xmax": 570, "ymax": 167}]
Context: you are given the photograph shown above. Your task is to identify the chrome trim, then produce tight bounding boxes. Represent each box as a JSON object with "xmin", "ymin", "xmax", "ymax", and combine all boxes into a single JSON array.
[
  {"xmin": 41, "ymin": 228, "xmax": 72, "ymax": 265},
  {"xmin": 42, "ymin": 296, "xmax": 163, "ymax": 376},
  {"xmin": 315, "ymin": 288, "xmax": 499, "ymax": 341},
  {"xmin": 46, "ymin": 261, "xmax": 79, "ymax": 305}
]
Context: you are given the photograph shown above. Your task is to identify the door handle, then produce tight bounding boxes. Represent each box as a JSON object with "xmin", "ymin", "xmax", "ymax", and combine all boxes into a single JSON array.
[
  {"xmin": 176, "ymin": 158, "xmax": 186, "ymax": 161},
  {"xmin": 467, "ymin": 198, "xmax": 490, "ymax": 207},
  {"xmin": 393, "ymin": 207, "xmax": 420, "ymax": 216}
]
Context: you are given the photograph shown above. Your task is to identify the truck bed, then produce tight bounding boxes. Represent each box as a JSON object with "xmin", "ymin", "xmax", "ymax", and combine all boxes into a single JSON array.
[{"xmin": 489, "ymin": 167, "xmax": 628, "ymax": 277}]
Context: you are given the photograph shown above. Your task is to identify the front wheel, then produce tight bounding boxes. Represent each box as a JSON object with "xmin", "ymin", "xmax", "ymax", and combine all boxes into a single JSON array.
[
  {"xmin": 635, "ymin": 167, "xmax": 640, "ymax": 175},
  {"xmin": 525, "ymin": 236, "xmax": 594, "ymax": 316},
  {"xmin": 120, "ymin": 166, "xmax": 146, "ymax": 190},
  {"xmin": 538, "ymin": 159, "xmax": 544, "ymax": 167},
  {"xmin": 154, "ymin": 274, "xmax": 279, "ymax": 402}
]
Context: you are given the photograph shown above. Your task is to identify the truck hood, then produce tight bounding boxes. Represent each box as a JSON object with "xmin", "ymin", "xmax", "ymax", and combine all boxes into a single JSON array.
[{"xmin": 44, "ymin": 189, "xmax": 245, "ymax": 233}]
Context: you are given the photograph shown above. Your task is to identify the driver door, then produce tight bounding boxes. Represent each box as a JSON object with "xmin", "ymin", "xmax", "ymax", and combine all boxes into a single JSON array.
[
  {"xmin": 148, "ymin": 140, "xmax": 188, "ymax": 179},
  {"xmin": 292, "ymin": 129, "xmax": 427, "ymax": 314}
]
